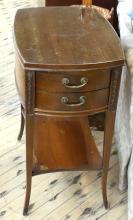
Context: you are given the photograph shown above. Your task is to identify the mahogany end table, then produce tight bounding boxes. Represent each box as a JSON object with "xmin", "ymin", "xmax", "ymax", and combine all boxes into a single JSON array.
[{"xmin": 14, "ymin": 6, "xmax": 124, "ymax": 215}]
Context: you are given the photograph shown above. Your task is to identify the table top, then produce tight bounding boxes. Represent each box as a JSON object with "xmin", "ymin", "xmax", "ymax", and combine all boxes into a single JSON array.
[{"xmin": 14, "ymin": 6, "xmax": 124, "ymax": 70}]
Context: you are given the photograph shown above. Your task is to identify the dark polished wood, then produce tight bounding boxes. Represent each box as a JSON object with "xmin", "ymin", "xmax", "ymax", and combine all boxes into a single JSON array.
[
  {"xmin": 14, "ymin": 7, "xmax": 124, "ymax": 215},
  {"xmin": 22, "ymin": 70, "xmax": 35, "ymax": 216},
  {"xmin": 42, "ymin": 0, "xmax": 117, "ymax": 130},
  {"xmin": 36, "ymin": 69, "xmax": 110, "ymax": 93},
  {"xmin": 35, "ymin": 89, "xmax": 109, "ymax": 112},
  {"xmin": 102, "ymin": 67, "xmax": 122, "ymax": 208},
  {"xmin": 14, "ymin": 7, "xmax": 123, "ymax": 70}
]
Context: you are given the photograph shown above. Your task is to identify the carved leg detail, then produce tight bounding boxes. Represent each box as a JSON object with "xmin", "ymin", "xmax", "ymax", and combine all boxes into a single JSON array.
[
  {"xmin": 18, "ymin": 105, "xmax": 25, "ymax": 141},
  {"xmin": 23, "ymin": 116, "xmax": 33, "ymax": 216},
  {"xmin": 102, "ymin": 111, "xmax": 115, "ymax": 209}
]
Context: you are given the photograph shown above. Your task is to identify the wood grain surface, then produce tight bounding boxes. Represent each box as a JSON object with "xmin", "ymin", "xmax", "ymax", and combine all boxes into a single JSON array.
[
  {"xmin": 14, "ymin": 7, "xmax": 124, "ymax": 70},
  {"xmin": 35, "ymin": 69, "xmax": 110, "ymax": 93}
]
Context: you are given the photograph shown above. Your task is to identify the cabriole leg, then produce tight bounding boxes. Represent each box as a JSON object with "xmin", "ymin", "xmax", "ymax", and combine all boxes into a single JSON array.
[{"xmin": 23, "ymin": 115, "xmax": 34, "ymax": 215}]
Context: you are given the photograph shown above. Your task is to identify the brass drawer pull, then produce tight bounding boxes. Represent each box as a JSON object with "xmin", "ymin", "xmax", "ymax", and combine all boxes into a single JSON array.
[
  {"xmin": 62, "ymin": 77, "xmax": 88, "ymax": 89},
  {"xmin": 61, "ymin": 96, "xmax": 86, "ymax": 107}
]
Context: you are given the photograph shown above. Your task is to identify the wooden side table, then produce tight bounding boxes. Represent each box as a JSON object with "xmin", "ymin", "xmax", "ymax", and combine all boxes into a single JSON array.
[{"xmin": 14, "ymin": 6, "xmax": 124, "ymax": 215}]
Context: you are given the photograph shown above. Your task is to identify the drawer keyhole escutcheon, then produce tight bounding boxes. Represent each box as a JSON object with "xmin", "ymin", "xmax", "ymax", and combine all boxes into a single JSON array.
[
  {"xmin": 62, "ymin": 77, "xmax": 88, "ymax": 88},
  {"xmin": 61, "ymin": 96, "xmax": 86, "ymax": 107}
]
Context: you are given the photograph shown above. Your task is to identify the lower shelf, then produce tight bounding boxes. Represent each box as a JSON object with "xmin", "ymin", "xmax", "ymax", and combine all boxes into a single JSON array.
[{"xmin": 33, "ymin": 115, "xmax": 102, "ymax": 172}]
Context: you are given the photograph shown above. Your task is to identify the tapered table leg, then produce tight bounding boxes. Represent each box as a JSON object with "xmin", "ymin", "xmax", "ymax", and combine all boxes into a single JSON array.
[
  {"xmin": 102, "ymin": 67, "xmax": 122, "ymax": 208},
  {"xmin": 102, "ymin": 110, "xmax": 115, "ymax": 209},
  {"xmin": 23, "ymin": 115, "xmax": 34, "ymax": 216}
]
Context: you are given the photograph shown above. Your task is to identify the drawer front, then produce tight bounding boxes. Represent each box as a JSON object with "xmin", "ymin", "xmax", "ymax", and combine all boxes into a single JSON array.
[
  {"xmin": 35, "ymin": 69, "xmax": 110, "ymax": 93},
  {"xmin": 35, "ymin": 89, "xmax": 109, "ymax": 112}
]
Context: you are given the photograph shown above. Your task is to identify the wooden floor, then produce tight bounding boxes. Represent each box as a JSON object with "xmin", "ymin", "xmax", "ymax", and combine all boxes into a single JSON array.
[{"xmin": 0, "ymin": 0, "xmax": 128, "ymax": 219}]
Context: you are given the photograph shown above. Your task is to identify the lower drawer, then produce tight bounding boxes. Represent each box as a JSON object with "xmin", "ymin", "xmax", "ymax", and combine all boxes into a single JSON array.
[{"xmin": 35, "ymin": 89, "xmax": 109, "ymax": 113}]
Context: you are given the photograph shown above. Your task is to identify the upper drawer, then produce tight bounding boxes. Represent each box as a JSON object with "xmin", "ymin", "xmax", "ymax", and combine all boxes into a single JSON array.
[{"xmin": 35, "ymin": 69, "xmax": 110, "ymax": 93}]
